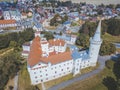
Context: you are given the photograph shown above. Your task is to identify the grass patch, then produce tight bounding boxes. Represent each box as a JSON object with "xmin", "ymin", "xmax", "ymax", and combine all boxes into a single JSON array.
[
  {"xmin": 102, "ymin": 33, "xmax": 120, "ymax": 43},
  {"xmin": 44, "ymin": 74, "xmax": 73, "ymax": 89},
  {"xmin": 61, "ymin": 67, "xmax": 116, "ymax": 90},
  {"xmin": 45, "ymin": 64, "xmax": 99, "ymax": 90},
  {"xmin": 18, "ymin": 63, "xmax": 42, "ymax": 90},
  {"xmin": 81, "ymin": 62, "xmax": 99, "ymax": 75}
]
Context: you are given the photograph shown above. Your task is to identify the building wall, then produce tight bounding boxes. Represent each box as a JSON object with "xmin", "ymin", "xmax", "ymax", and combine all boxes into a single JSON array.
[
  {"xmin": 89, "ymin": 38, "xmax": 102, "ymax": 66},
  {"xmin": 28, "ymin": 59, "xmax": 74, "ymax": 85},
  {"xmin": 22, "ymin": 45, "xmax": 30, "ymax": 52}
]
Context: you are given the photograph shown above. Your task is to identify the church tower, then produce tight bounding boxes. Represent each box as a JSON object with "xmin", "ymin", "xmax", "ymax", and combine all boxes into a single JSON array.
[{"xmin": 89, "ymin": 20, "xmax": 103, "ymax": 66}]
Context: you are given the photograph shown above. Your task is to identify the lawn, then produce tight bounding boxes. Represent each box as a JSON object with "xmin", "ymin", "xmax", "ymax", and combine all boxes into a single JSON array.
[
  {"xmin": 102, "ymin": 33, "xmax": 120, "ymax": 43},
  {"xmin": 61, "ymin": 67, "xmax": 116, "ymax": 90},
  {"xmin": 44, "ymin": 74, "xmax": 73, "ymax": 90},
  {"xmin": 18, "ymin": 63, "xmax": 42, "ymax": 90},
  {"xmin": 42, "ymin": 64, "xmax": 99, "ymax": 90}
]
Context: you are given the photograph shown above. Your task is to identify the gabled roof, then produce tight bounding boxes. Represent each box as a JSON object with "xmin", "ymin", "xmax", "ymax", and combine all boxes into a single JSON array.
[
  {"xmin": 48, "ymin": 39, "xmax": 65, "ymax": 46},
  {"xmin": 40, "ymin": 51, "xmax": 72, "ymax": 64},
  {"xmin": 28, "ymin": 36, "xmax": 42, "ymax": 67},
  {"xmin": 0, "ymin": 20, "xmax": 16, "ymax": 24},
  {"xmin": 28, "ymin": 36, "xmax": 72, "ymax": 67}
]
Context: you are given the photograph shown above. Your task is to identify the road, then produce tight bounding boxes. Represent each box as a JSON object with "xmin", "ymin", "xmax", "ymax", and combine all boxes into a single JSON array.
[
  {"xmin": 48, "ymin": 55, "xmax": 111, "ymax": 90},
  {"xmin": 13, "ymin": 73, "xmax": 19, "ymax": 90}
]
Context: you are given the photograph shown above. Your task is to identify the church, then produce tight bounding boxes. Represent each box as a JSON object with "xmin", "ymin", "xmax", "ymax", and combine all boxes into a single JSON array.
[{"xmin": 22, "ymin": 20, "xmax": 102, "ymax": 85}]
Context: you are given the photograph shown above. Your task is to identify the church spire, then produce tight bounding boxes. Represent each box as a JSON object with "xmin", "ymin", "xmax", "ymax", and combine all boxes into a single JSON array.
[{"xmin": 93, "ymin": 20, "xmax": 102, "ymax": 41}]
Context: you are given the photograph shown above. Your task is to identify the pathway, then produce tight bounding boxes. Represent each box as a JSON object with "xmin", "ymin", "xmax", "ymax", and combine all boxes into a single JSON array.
[
  {"xmin": 48, "ymin": 55, "xmax": 111, "ymax": 90},
  {"xmin": 13, "ymin": 73, "xmax": 19, "ymax": 90}
]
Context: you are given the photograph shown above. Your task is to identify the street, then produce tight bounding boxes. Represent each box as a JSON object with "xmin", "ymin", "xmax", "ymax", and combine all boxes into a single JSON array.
[{"xmin": 48, "ymin": 55, "xmax": 111, "ymax": 90}]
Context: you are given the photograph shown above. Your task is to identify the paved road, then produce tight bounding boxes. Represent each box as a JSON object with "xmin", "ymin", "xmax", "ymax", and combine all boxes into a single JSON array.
[
  {"xmin": 13, "ymin": 73, "xmax": 19, "ymax": 90},
  {"xmin": 48, "ymin": 55, "xmax": 111, "ymax": 90}
]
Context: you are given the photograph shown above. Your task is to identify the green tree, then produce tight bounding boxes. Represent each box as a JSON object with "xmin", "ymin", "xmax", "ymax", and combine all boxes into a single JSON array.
[
  {"xmin": 100, "ymin": 41, "xmax": 116, "ymax": 56},
  {"xmin": 9, "ymin": 41, "xmax": 17, "ymax": 47},
  {"xmin": 0, "ymin": 51, "xmax": 22, "ymax": 89},
  {"xmin": 76, "ymin": 34, "xmax": 89, "ymax": 48},
  {"xmin": 117, "ymin": 79, "xmax": 120, "ymax": 90},
  {"xmin": 107, "ymin": 18, "xmax": 120, "ymax": 36},
  {"xmin": 105, "ymin": 60, "xmax": 115, "ymax": 70},
  {"xmin": 44, "ymin": 31, "xmax": 54, "ymax": 40}
]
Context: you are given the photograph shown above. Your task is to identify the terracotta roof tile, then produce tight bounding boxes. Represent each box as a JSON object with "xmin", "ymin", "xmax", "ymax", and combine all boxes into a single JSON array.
[
  {"xmin": 0, "ymin": 20, "xmax": 16, "ymax": 24},
  {"xmin": 28, "ymin": 36, "xmax": 42, "ymax": 67},
  {"xmin": 48, "ymin": 39, "xmax": 65, "ymax": 46},
  {"xmin": 40, "ymin": 51, "xmax": 72, "ymax": 64},
  {"xmin": 28, "ymin": 37, "xmax": 70, "ymax": 67}
]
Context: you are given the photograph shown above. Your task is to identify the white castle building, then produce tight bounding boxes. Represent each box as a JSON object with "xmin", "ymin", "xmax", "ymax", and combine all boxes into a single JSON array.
[{"xmin": 22, "ymin": 20, "xmax": 102, "ymax": 85}]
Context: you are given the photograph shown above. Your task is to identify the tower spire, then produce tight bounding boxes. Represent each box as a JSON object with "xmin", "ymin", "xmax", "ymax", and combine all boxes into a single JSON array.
[{"xmin": 93, "ymin": 20, "xmax": 102, "ymax": 41}]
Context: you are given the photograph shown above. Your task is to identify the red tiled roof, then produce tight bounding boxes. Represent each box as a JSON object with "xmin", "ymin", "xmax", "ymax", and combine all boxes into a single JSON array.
[
  {"xmin": 40, "ymin": 51, "xmax": 72, "ymax": 64},
  {"xmin": 28, "ymin": 36, "xmax": 42, "ymax": 67},
  {"xmin": 48, "ymin": 39, "xmax": 65, "ymax": 46},
  {"xmin": 0, "ymin": 20, "xmax": 16, "ymax": 24},
  {"xmin": 28, "ymin": 37, "xmax": 71, "ymax": 67}
]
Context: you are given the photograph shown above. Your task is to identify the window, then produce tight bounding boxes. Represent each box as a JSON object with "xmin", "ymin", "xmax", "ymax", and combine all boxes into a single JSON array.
[
  {"xmin": 61, "ymin": 69, "xmax": 63, "ymax": 71},
  {"xmin": 51, "ymin": 68, "xmax": 53, "ymax": 70},
  {"xmin": 67, "ymin": 67, "xmax": 69, "ymax": 70},
  {"xmin": 45, "ymin": 69, "xmax": 47, "ymax": 71},
  {"xmin": 36, "ymin": 80, "xmax": 38, "ymax": 83},
  {"xmin": 40, "ymin": 75, "xmax": 42, "ymax": 77},
  {"xmin": 34, "ymin": 72, "xmax": 36, "ymax": 74},
  {"xmin": 46, "ymin": 78, "xmax": 48, "ymax": 80},
  {"xmin": 35, "ymin": 76, "xmax": 37, "ymax": 78},
  {"xmin": 46, "ymin": 74, "xmax": 48, "ymax": 76},
  {"xmin": 41, "ymin": 80, "xmax": 43, "ymax": 82},
  {"xmin": 55, "ymin": 71, "xmax": 57, "ymax": 73}
]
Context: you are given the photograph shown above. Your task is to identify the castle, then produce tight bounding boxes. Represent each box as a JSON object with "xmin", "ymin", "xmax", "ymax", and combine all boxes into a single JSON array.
[{"xmin": 22, "ymin": 20, "xmax": 102, "ymax": 85}]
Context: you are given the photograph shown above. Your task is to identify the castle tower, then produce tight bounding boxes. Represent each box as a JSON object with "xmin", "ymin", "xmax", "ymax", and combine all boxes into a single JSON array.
[{"xmin": 89, "ymin": 20, "xmax": 103, "ymax": 66}]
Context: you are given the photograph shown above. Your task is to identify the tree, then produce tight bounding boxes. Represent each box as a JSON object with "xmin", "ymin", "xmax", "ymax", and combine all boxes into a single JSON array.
[
  {"xmin": 9, "ymin": 41, "xmax": 17, "ymax": 47},
  {"xmin": 103, "ymin": 76, "xmax": 117, "ymax": 90},
  {"xmin": 79, "ymin": 21, "xmax": 97, "ymax": 37},
  {"xmin": 117, "ymin": 79, "xmax": 120, "ymax": 90},
  {"xmin": 100, "ymin": 41, "xmax": 116, "ymax": 56},
  {"xmin": 107, "ymin": 18, "xmax": 120, "ymax": 36},
  {"xmin": 105, "ymin": 60, "xmax": 115, "ymax": 70},
  {"xmin": 0, "ymin": 51, "xmax": 22, "ymax": 90},
  {"xmin": 76, "ymin": 34, "xmax": 89, "ymax": 48},
  {"xmin": 44, "ymin": 31, "xmax": 54, "ymax": 40}
]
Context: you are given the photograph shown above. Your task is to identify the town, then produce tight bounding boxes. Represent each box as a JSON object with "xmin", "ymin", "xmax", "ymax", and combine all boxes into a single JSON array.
[{"xmin": 0, "ymin": 0, "xmax": 120, "ymax": 90}]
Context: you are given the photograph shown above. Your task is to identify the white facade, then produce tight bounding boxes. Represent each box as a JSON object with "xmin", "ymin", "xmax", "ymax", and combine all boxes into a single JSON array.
[
  {"xmin": 3, "ymin": 10, "xmax": 21, "ymax": 21},
  {"xmin": 28, "ymin": 60, "xmax": 73, "ymax": 84},
  {"xmin": 25, "ymin": 20, "xmax": 102, "ymax": 85}
]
